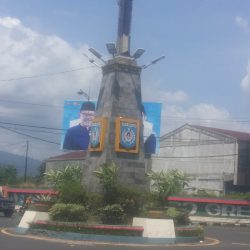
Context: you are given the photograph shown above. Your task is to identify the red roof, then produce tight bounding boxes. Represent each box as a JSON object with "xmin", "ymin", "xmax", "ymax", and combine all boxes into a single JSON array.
[
  {"xmin": 46, "ymin": 150, "xmax": 87, "ymax": 161},
  {"xmin": 192, "ymin": 125, "xmax": 250, "ymax": 141},
  {"xmin": 7, "ymin": 188, "xmax": 57, "ymax": 195}
]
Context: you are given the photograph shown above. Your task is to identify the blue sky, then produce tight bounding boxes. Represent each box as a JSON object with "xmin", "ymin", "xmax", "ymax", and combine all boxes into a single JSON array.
[{"xmin": 0, "ymin": 0, "xmax": 250, "ymax": 160}]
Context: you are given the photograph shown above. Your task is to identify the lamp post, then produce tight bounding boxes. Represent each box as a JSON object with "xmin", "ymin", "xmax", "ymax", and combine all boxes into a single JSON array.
[
  {"xmin": 142, "ymin": 55, "xmax": 166, "ymax": 69},
  {"xmin": 24, "ymin": 140, "xmax": 29, "ymax": 182},
  {"xmin": 77, "ymin": 89, "xmax": 90, "ymax": 101}
]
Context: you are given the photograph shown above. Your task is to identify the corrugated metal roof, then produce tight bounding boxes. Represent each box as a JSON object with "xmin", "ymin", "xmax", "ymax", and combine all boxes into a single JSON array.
[
  {"xmin": 192, "ymin": 124, "xmax": 250, "ymax": 141},
  {"xmin": 46, "ymin": 150, "xmax": 87, "ymax": 161}
]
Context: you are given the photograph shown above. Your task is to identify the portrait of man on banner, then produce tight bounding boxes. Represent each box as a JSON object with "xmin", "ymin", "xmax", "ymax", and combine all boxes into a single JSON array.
[{"xmin": 62, "ymin": 101, "xmax": 95, "ymax": 150}]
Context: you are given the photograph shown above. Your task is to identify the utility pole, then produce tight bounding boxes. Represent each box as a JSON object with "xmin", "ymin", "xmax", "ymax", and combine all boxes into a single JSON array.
[{"xmin": 24, "ymin": 140, "xmax": 29, "ymax": 182}]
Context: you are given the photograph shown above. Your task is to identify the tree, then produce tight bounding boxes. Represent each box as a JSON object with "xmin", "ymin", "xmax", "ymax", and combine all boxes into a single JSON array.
[
  {"xmin": 35, "ymin": 162, "xmax": 46, "ymax": 183},
  {"xmin": 146, "ymin": 169, "xmax": 190, "ymax": 207},
  {"xmin": 0, "ymin": 165, "xmax": 17, "ymax": 185}
]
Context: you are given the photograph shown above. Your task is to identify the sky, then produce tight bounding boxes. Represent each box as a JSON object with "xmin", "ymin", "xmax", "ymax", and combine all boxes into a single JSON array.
[{"xmin": 0, "ymin": 0, "xmax": 250, "ymax": 162}]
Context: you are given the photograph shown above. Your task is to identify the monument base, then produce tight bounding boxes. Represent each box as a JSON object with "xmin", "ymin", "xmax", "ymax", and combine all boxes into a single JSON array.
[{"xmin": 132, "ymin": 217, "xmax": 176, "ymax": 239}]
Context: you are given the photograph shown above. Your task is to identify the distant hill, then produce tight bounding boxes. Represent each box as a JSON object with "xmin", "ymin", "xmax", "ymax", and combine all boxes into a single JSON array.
[{"xmin": 0, "ymin": 151, "xmax": 42, "ymax": 177}]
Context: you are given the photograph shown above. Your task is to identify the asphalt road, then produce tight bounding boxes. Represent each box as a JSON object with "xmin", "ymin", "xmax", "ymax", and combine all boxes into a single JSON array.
[{"xmin": 1, "ymin": 213, "xmax": 250, "ymax": 249}]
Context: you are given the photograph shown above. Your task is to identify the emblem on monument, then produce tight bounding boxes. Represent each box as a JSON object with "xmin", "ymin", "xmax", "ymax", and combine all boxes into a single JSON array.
[{"xmin": 115, "ymin": 117, "xmax": 140, "ymax": 153}]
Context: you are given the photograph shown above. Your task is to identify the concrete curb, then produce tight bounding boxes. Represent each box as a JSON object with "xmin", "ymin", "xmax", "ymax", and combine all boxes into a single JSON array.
[{"xmin": 1, "ymin": 228, "xmax": 220, "ymax": 247}]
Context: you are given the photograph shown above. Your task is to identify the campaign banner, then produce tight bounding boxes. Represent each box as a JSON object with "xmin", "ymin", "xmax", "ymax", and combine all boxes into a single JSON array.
[{"xmin": 61, "ymin": 100, "xmax": 162, "ymax": 153}]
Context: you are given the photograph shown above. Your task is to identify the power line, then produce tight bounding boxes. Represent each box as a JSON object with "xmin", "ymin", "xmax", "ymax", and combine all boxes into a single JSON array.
[
  {"xmin": 0, "ymin": 121, "xmax": 63, "ymax": 131},
  {"xmin": 0, "ymin": 125, "xmax": 60, "ymax": 145},
  {"xmin": 5, "ymin": 126, "xmax": 62, "ymax": 135},
  {"xmin": 0, "ymin": 141, "xmax": 26, "ymax": 147},
  {"xmin": 1, "ymin": 97, "xmax": 250, "ymax": 124},
  {"xmin": 0, "ymin": 65, "xmax": 97, "ymax": 82},
  {"xmin": 0, "ymin": 98, "xmax": 62, "ymax": 108}
]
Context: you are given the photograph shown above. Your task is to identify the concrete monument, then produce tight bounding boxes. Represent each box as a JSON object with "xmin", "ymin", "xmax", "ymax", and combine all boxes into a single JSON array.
[{"xmin": 84, "ymin": 0, "xmax": 148, "ymax": 191}]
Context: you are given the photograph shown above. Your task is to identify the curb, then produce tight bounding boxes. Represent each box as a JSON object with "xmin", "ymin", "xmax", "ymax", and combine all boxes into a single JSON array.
[{"xmin": 1, "ymin": 228, "xmax": 220, "ymax": 247}]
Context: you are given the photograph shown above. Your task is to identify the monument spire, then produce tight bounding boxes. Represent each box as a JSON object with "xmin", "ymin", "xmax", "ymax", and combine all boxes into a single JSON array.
[
  {"xmin": 116, "ymin": 0, "xmax": 133, "ymax": 56},
  {"xmin": 84, "ymin": 0, "xmax": 148, "ymax": 192}
]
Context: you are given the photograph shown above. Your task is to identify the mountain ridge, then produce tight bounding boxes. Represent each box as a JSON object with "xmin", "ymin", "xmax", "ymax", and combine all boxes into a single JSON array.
[{"xmin": 0, "ymin": 150, "xmax": 42, "ymax": 176}]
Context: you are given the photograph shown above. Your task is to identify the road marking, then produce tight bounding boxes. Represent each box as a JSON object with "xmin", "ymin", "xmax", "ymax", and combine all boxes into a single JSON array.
[{"xmin": 232, "ymin": 243, "xmax": 250, "ymax": 246}]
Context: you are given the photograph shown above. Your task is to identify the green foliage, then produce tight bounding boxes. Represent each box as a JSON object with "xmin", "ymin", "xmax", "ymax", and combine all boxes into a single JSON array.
[
  {"xmin": 35, "ymin": 194, "xmax": 56, "ymax": 203},
  {"xmin": 93, "ymin": 162, "xmax": 118, "ymax": 190},
  {"xmin": 0, "ymin": 165, "xmax": 17, "ymax": 185},
  {"xmin": 44, "ymin": 165, "xmax": 82, "ymax": 189},
  {"xmin": 175, "ymin": 225, "xmax": 204, "ymax": 240},
  {"xmin": 86, "ymin": 193, "xmax": 103, "ymax": 215},
  {"xmin": 166, "ymin": 207, "xmax": 190, "ymax": 225},
  {"xmin": 49, "ymin": 203, "xmax": 88, "ymax": 222},
  {"xmin": 30, "ymin": 221, "xmax": 143, "ymax": 236},
  {"xmin": 35, "ymin": 162, "xmax": 46, "ymax": 184},
  {"xmin": 98, "ymin": 204, "xmax": 125, "ymax": 225},
  {"xmin": 146, "ymin": 169, "xmax": 190, "ymax": 206},
  {"xmin": 58, "ymin": 181, "xmax": 88, "ymax": 205},
  {"xmin": 225, "ymin": 192, "xmax": 250, "ymax": 201},
  {"xmin": 93, "ymin": 162, "xmax": 119, "ymax": 204},
  {"xmin": 195, "ymin": 189, "xmax": 218, "ymax": 198},
  {"xmin": 116, "ymin": 185, "xmax": 144, "ymax": 218}
]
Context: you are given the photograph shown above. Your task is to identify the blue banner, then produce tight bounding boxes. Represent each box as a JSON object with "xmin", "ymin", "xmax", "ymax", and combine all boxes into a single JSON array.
[{"xmin": 61, "ymin": 100, "xmax": 161, "ymax": 154}]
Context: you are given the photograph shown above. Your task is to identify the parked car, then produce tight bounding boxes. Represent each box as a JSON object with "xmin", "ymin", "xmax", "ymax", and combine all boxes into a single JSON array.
[{"xmin": 0, "ymin": 196, "xmax": 15, "ymax": 217}]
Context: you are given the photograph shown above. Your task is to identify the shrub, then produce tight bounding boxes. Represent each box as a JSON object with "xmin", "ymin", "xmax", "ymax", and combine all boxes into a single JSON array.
[
  {"xmin": 44, "ymin": 165, "xmax": 82, "ymax": 189},
  {"xmin": 146, "ymin": 169, "xmax": 190, "ymax": 207},
  {"xmin": 175, "ymin": 225, "xmax": 204, "ymax": 240},
  {"xmin": 98, "ymin": 204, "xmax": 125, "ymax": 225},
  {"xmin": 30, "ymin": 220, "xmax": 144, "ymax": 236},
  {"xmin": 93, "ymin": 162, "xmax": 119, "ymax": 205},
  {"xmin": 116, "ymin": 185, "xmax": 144, "ymax": 218},
  {"xmin": 49, "ymin": 203, "xmax": 88, "ymax": 222},
  {"xmin": 86, "ymin": 193, "xmax": 103, "ymax": 215},
  {"xmin": 225, "ymin": 192, "xmax": 250, "ymax": 201},
  {"xmin": 166, "ymin": 207, "xmax": 190, "ymax": 225},
  {"xmin": 58, "ymin": 181, "xmax": 88, "ymax": 205}
]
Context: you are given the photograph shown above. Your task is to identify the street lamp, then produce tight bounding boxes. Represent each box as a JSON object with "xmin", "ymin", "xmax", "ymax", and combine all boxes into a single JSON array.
[
  {"xmin": 88, "ymin": 47, "xmax": 107, "ymax": 64},
  {"xmin": 82, "ymin": 53, "xmax": 101, "ymax": 68},
  {"xmin": 142, "ymin": 55, "xmax": 165, "ymax": 69},
  {"xmin": 132, "ymin": 48, "xmax": 145, "ymax": 59},
  {"xmin": 77, "ymin": 89, "xmax": 90, "ymax": 101},
  {"xmin": 106, "ymin": 43, "xmax": 117, "ymax": 56}
]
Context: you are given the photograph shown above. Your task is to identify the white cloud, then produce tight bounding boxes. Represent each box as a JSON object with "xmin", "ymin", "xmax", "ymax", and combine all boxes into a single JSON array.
[
  {"xmin": 1, "ymin": 16, "xmax": 249, "ymax": 161},
  {"xmin": 160, "ymin": 103, "xmax": 250, "ymax": 135},
  {"xmin": 235, "ymin": 16, "xmax": 249, "ymax": 33},
  {"xmin": 0, "ymin": 17, "xmax": 21, "ymax": 28},
  {"xmin": 0, "ymin": 16, "xmax": 101, "ymax": 159},
  {"xmin": 161, "ymin": 90, "xmax": 189, "ymax": 103},
  {"xmin": 0, "ymin": 17, "xmax": 101, "ymax": 101}
]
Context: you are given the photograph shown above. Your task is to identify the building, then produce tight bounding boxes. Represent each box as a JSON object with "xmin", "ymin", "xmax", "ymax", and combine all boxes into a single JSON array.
[
  {"xmin": 152, "ymin": 124, "xmax": 250, "ymax": 195},
  {"xmin": 45, "ymin": 151, "xmax": 87, "ymax": 172}
]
